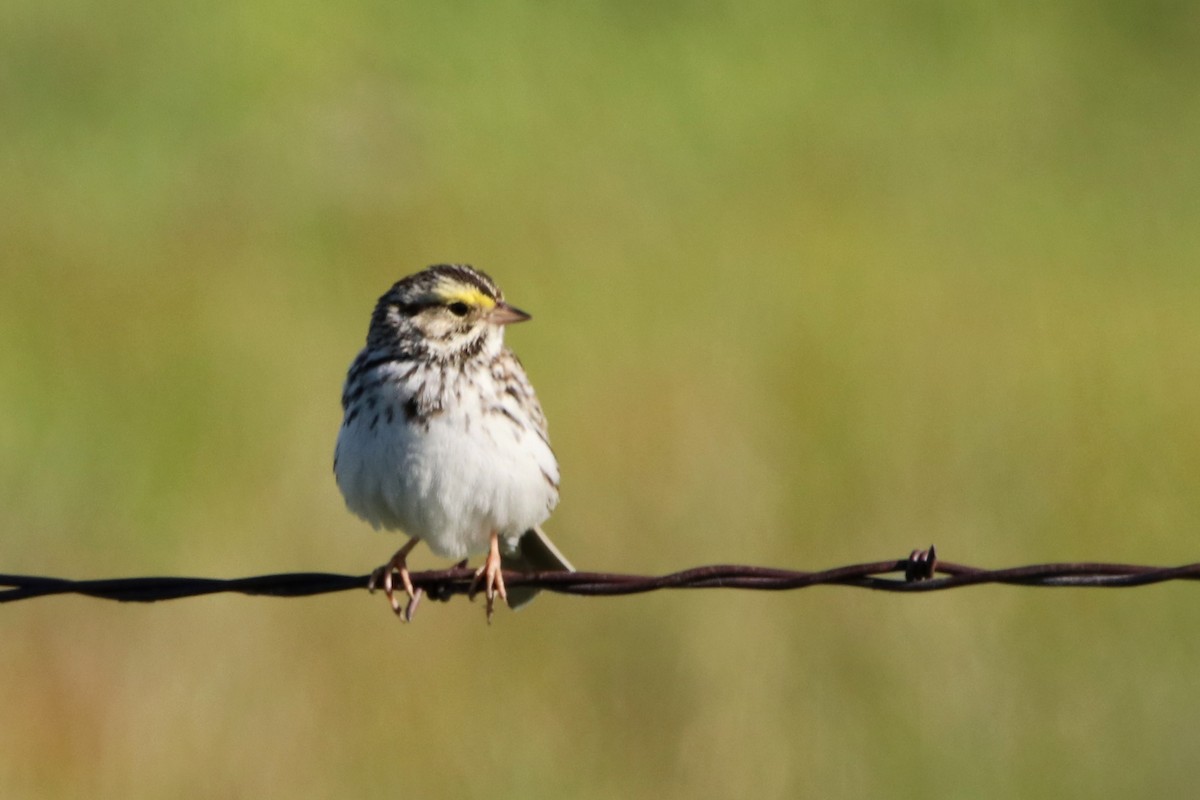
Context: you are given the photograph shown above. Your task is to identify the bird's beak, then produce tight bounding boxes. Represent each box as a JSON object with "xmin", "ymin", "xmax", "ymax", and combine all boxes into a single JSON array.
[{"xmin": 488, "ymin": 302, "xmax": 532, "ymax": 326}]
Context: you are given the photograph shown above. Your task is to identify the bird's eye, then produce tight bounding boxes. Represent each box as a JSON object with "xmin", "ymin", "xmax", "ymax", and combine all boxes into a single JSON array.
[{"xmin": 448, "ymin": 302, "xmax": 470, "ymax": 317}]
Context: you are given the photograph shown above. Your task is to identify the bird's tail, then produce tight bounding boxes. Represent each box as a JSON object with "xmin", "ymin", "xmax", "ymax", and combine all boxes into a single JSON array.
[{"xmin": 501, "ymin": 525, "xmax": 574, "ymax": 609}]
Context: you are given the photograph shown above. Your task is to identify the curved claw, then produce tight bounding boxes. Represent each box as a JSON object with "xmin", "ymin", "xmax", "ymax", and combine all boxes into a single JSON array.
[
  {"xmin": 369, "ymin": 538, "xmax": 421, "ymax": 621},
  {"xmin": 468, "ymin": 532, "xmax": 507, "ymax": 624}
]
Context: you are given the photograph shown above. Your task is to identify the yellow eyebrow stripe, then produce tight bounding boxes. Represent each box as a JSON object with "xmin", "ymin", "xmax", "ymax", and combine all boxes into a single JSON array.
[{"xmin": 434, "ymin": 285, "xmax": 496, "ymax": 309}]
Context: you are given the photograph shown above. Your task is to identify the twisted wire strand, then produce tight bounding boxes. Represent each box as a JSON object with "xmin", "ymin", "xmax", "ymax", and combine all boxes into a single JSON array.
[{"xmin": 3, "ymin": 547, "xmax": 1199, "ymax": 604}]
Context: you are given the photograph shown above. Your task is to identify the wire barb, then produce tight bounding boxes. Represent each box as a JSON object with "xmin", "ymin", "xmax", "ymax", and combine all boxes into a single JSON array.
[
  {"xmin": 905, "ymin": 545, "xmax": 938, "ymax": 582},
  {"xmin": 3, "ymin": 547, "xmax": 1200, "ymax": 605}
]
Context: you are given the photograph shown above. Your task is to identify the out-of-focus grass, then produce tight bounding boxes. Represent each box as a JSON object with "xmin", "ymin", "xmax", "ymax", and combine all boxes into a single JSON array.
[{"xmin": 2, "ymin": 1, "xmax": 1199, "ymax": 797}]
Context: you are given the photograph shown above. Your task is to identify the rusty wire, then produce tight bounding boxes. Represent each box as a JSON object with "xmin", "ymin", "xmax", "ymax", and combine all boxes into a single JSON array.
[{"xmin": 3, "ymin": 547, "xmax": 1200, "ymax": 605}]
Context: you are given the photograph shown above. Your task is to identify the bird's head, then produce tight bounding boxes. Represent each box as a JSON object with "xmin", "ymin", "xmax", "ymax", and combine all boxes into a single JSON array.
[{"xmin": 368, "ymin": 264, "xmax": 530, "ymax": 362}]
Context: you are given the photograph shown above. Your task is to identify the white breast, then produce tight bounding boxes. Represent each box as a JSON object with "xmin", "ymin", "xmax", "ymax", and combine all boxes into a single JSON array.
[{"xmin": 334, "ymin": 360, "xmax": 559, "ymax": 560}]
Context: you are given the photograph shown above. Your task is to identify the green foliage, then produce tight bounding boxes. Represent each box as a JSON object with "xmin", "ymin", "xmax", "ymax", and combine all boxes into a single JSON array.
[{"xmin": 2, "ymin": 1, "xmax": 1199, "ymax": 797}]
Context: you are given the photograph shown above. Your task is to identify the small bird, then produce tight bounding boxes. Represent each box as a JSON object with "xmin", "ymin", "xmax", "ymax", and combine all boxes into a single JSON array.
[{"xmin": 333, "ymin": 264, "xmax": 573, "ymax": 621}]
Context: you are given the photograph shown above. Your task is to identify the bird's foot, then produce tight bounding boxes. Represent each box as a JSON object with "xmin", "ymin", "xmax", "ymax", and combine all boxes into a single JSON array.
[
  {"xmin": 469, "ymin": 533, "xmax": 507, "ymax": 624},
  {"xmin": 368, "ymin": 539, "xmax": 422, "ymax": 622}
]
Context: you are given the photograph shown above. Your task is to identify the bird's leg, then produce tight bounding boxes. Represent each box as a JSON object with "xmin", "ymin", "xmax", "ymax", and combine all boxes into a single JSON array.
[
  {"xmin": 368, "ymin": 537, "xmax": 422, "ymax": 621},
  {"xmin": 469, "ymin": 531, "xmax": 507, "ymax": 624}
]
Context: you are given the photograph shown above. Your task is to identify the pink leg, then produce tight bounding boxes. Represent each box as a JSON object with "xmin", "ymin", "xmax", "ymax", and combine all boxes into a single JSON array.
[
  {"xmin": 469, "ymin": 531, "xmax": 507, "ymax": 624},
  {"xmin": 367, "ymin": 537, "xmax": 422, "ymax": 621}
]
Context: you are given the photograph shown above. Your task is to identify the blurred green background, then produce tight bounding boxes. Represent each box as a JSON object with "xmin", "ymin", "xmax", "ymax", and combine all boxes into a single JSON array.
[{"xmin": 3, "ymin": 0, "xmax": 1200, "ymax": 797}]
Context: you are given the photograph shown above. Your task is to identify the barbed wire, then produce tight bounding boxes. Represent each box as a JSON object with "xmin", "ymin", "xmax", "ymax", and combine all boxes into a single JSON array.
[{"xmin": 3, "ymin": 547, "xmax": 1200, "ymax": 607}]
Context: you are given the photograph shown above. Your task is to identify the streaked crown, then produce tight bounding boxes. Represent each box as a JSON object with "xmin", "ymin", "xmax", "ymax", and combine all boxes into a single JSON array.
[{"xmin": 366, "ymin": 264, "xmax": 528, "ymax": 362}]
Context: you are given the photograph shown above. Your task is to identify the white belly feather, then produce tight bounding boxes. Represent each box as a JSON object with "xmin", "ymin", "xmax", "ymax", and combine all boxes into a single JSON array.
[{"xmin": 333, "ymin": 365, "xmax": 559, "ymax": 560}]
